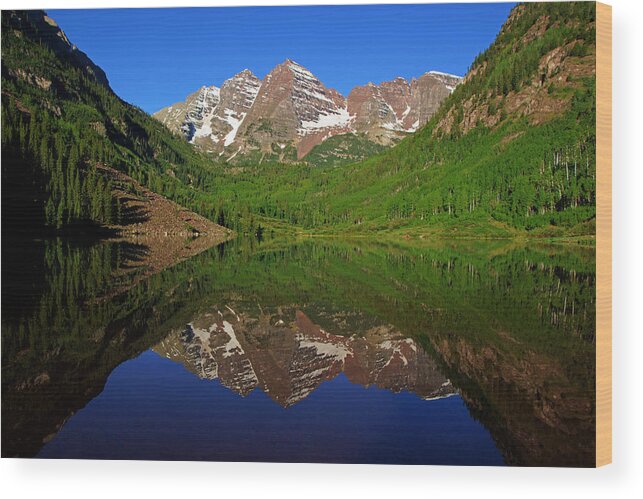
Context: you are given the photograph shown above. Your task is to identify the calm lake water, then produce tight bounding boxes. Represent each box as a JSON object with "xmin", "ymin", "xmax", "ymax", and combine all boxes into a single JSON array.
[{"xmin": 1, "ymin": 237, "xmax": 596, "ymax": 466}]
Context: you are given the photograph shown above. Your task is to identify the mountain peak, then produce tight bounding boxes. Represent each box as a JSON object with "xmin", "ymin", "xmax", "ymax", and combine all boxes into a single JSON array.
[
  {"xmin": 233, "ymin": 68, "xmax": 257, "ymax": 79},
  {"xmin": 282, "ymin": 59, "xmax": 315, "ymax": 76}
]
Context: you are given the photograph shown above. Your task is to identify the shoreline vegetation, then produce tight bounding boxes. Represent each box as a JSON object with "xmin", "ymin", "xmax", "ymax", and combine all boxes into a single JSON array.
[{"xmin": 275, "ymin": 219, "xmax": 595, "ymax": 241}]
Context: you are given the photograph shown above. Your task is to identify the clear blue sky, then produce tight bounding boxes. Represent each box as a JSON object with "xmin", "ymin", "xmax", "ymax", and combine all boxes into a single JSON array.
[{"xmin": 48, "ymin": 3, "xmax": 515, "ymax": 114}]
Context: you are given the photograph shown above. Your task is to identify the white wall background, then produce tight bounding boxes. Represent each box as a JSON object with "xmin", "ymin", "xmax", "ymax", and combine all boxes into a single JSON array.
[{"xmin": 0, "ymin": 0, "xmax": 640, "ymax": 497}]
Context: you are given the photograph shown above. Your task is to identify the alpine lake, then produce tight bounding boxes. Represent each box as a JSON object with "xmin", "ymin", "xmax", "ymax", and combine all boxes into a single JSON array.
[{"xmin": 1, "ymin": 234, "xmax": 596, "ymax": 466}]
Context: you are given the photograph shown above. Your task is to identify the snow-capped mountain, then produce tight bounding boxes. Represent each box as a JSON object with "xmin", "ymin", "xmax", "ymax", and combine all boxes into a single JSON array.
[
  {"xmin": 154, "ymin": 69, "xmax": 261, "ymax": 153},
  {"xmin": 154, "ymin": 307, "xmax": 456, "ymax": 407},
  {"xmin": 153, "ymin": 60, "xmax": 461, "ymax": 162},
  {"xmin": 238, "ymin": 60, "xmax": 352, "ymax": 159}
]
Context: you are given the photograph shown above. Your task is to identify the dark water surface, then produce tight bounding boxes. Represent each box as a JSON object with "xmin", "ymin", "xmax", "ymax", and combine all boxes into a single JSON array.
[
  {"xmin": 37, "ymin": 352, "xmax": 502, "ymax": 464},
  {"xmin": 2, "ymin": 237, "xmax": 596, "ymax": 466}
]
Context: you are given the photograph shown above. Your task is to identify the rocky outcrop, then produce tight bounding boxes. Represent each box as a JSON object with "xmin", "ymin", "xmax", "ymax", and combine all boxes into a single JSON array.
[
  {"xmin": 347, "ymin": 71, "xmax": 461, "ymax": 145},
  {"xmin": 432, "ymin": 11, "xmax": 596, "ymax": 138}
]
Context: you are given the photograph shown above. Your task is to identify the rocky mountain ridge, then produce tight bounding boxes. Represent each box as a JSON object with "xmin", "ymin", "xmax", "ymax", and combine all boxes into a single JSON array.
[{"xmin": 153, "ymin": 60, "xmax": 461, "ymax": 162}]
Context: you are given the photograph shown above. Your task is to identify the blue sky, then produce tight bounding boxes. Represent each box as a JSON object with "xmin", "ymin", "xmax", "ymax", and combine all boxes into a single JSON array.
[{"xmin": 49, "ymin": 3, "xmax": 515, "ymax": 114}]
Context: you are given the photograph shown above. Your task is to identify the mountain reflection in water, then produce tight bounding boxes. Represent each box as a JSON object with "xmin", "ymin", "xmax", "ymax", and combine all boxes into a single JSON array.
[
  {"xmin": 155, "ymin": 308, "xmax": 455, "ymax": 407},
  {"xmin": 2, "ymin": 237, "xmax": 596, "ymax": 466}
]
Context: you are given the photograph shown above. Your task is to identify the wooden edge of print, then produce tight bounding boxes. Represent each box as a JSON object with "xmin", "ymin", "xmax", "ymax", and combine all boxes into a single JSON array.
[{"xmin": 596, "ymin": 1, "xmax": 612, "ymax": 468}]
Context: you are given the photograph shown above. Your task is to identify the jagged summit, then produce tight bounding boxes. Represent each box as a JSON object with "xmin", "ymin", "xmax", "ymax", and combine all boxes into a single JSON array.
[
  {"xmin": 282, "ymin": 58, "xmax": 305, "ymax": 67},
  {"xmin": 236, "ymin": 68, "xmax": 256, "ymax": 76}
]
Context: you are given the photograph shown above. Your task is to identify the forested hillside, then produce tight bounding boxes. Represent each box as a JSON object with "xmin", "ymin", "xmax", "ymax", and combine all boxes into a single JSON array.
[
  {"xmin": 304, "ymin": 133, "xmax": 389, "ymax": 168},
  {"xmin": 1, "ymin": 10, "xmax": 223, "ymax": 232}
]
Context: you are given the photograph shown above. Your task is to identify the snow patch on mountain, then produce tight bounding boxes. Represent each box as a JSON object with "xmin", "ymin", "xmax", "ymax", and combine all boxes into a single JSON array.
[
  {"xmin": 299, "ymin": 107, "xmax": 352, "ymax": 134},
  {"xmin": 298, "ymin": 338, "xmax": 352, "ymax": 362},
  {"xmin": 223, "ymin": 109, "xmax": 245, "ymax": 146},
  {"xmin": 427, "ymin": 70, "xmax": 463, "ymax": 79},
  {"xmin": 220, "ymin": 321, "xmax": 244, "ymax": 358}
]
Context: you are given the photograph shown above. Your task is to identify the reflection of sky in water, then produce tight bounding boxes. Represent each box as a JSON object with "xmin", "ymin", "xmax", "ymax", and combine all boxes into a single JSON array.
[{"xmin": 39, "ymin": 350, "xmax": 504, "ymax": 465}]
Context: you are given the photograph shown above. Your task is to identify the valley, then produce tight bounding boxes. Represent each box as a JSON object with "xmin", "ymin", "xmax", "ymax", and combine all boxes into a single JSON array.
[{"xmin": 1, "ymin": 3, "xmax": 597, "ymax": 241}]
